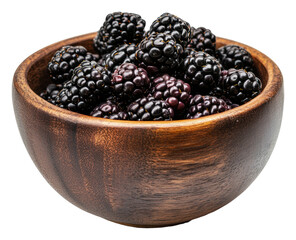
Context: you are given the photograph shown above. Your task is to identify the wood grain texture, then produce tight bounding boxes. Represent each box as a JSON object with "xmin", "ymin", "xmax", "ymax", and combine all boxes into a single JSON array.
[{"xmin": 12, "ymin": 33, "xmax": 284, "ymax": 227}]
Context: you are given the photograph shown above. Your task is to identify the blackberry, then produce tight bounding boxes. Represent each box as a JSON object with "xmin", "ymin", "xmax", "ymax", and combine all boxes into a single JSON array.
[
  {"xmin": 186, "ymin": 95, "xmax": 231, "ymax": 119},
  {"xmin": 150, "ymin": 74, "xmax": 191, "ymax": 116},
  {"xmin": 208, "ymin": 76, "xmax": 240, "ymax": 109},
  {"xmin": 127, "ymin": 97, "xmax": 174, "ymax": 121},
  {"xmin": 90, "ymin": 102, "xmax": 128, "ymax": 120},
  {"xmin": 208, "ymin": 69, "xmax": 228, "ymax": 98},
  {"xmin": 48, "ymin": 45, "xmax": 99, "ymax": 84},
  {"xmin": 93, "ymin": 12, "xmax": 146, "ymax": 54},
  {"xmin": 147, "ymin": 13, "xmax": 192, "ymax": 47},
  {"xmin": 173, "ymin": 47, "xmax": 198, "ymax": 79},
  {"xmin": 40, "ymin": 83, "xmax": 63, "ymax": 103},
  {"xmin": 217, "ymin": 45, "xmax": 255, "ymax": 72},
  {"xmin": 187, "ymin": 27, "xmax": 216, "ymax": 56},
  {"xmin": 54, "ymin": 61, "xmax": 112, "ymax": 113},
  {"xmin": 104, "ymin": 43, "xmax": 137, "ymax": 72},
  {"xmin": 219, "ymin": 68, "xmax": 262, "ymax": 105},
  {"xmin": 182, "ymin": 51, "xmax": 222, "ymax": 94},
  {"xmin": 135, "ymin": 33, "xmax": 183, "ymax": 73},
  {"xmin": 111, "ymin": 63, "xmax": 150, "ymax": 102}
]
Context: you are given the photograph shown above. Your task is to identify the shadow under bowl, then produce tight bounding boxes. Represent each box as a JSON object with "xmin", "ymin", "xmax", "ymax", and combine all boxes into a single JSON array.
[{"xmin": 12, "ymin": 32, "xmax": 283, "ymax": 227}]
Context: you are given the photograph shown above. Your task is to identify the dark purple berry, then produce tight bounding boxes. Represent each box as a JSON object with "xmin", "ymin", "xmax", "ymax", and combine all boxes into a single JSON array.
[
  {"xmin": 186, "ymin": 95, "xmax": 231, "ymax": 119},
  {"xmin": 187, "ymin": 27, "xmax": 216, "ymax": 56},
  {"xmin": 150, "ymin": 74, "xmax": 191, "ymax": 116},
  {"xmin": 146, "ymin": 13, "xmax": 192, "ymax": 47},
  {"xmin": 54, "ymin": 61, "xmax": 111, "ymax": 113},
  {"xmin": 218, "ymin": 68, "xmax": 262, "ymax": 105},
  {"xmin": 182, "ymin": 51, "xmax": 222, "ymax": 94},
  {"xmin": 127, "ymin": 96, "xmax": 174, "ymax": 121},
  {"xmin": 216, "ymin": 45, "xmax": 255, "ymax": 72},
  {"xmin": 93, "ymin": 12, "xmax": 146, "ymax": 54},
  {"xmin": 48, "ymin": 45, "xmax": 99, "ymax": 84},
  {"xmin": 90, "ymin": 101, "xmax": 128, "ymax": 120},
  {"xmin": 136, "ymin": 33, "xmax": 183, "ymax": 73},
  {"xmin": 104, "ymin": 43, "xmax": 138, "ymax": 73},
  {"xmin": 111, "ymin": 63, "xmax": 150, "ymax": 102}
]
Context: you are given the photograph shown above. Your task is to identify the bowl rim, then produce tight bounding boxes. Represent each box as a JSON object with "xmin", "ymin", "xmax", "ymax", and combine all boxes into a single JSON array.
[{"xmin": 13, "ymin": 32, "xmax": 283, "ymax": 129}]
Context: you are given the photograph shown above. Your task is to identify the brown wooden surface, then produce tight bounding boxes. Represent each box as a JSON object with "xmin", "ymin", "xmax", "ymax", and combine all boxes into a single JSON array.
[{"xmin": 12, "ymin": 32, "xmax": 284, "ymax": 227}]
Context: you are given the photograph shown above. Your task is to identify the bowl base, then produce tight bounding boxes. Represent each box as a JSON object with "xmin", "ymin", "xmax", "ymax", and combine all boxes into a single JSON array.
[{"xmin": 112, "ymin": 220, "xmax": 191, "ymax": 228}]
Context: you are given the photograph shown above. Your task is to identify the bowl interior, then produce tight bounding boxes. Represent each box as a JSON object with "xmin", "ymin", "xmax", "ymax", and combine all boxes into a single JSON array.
[{"xmin": 27, "ymin": 35, "xmax": 268, "ymax": 102}]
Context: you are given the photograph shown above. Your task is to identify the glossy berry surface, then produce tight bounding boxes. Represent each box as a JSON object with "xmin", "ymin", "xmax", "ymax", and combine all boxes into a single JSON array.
[
  {"xmin": 147, "ymin": 12, "xmax": 191, "ymax": 47},
  {"xmin": 127, "ymin": 96, "xmax": 174, "ymax": 121},
  {"xmin": 104, "ymin": 43, "xmax": 137, "ymax": 72},
  {"xmin": 111, "ymin": 63, "xmax": 150, "ymax": 102},
  {"xmin": 48, "ymin": 45, "xmax": 99, "ymax": 84},
  {"xmin": 186, "ymin": 94, "xmax": 231, "ymax": 119},
  {"xmin": 217, "ymin": 45, "xmax": 255, "ymax": 72},
  {"xmin": 54, "ymin": 61, "xmax": 111, "ymax": 113},
  {"xmin": 220, "ymin": 68, "xmax": 262, "ymax": 105},
  {"xmin": 90, "ymin": 101, "xmax": 128, "ymax": 120},
  {"xmin": 182, "ymin": 51, "xmax": 222, "ymax": 94},
  {"xmin": 187, "ymin": 27, "xmax": 216, "ymax": 56},
  {"xmin": 151, "ymin": 74, "xmax": 191, "ymax": 116},
  {"xmin": 136, "ymin": 33, "xmax": 183, "ymax": 73},
  {"xmin": 94, "ymin": 12, "xmax": 146, "ymax": 54}
]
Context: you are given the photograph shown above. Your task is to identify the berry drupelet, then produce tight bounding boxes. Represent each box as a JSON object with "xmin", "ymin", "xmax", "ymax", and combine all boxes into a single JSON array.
[
  {"xmin": 186, "ymin": 95, "xmax": 231, "ymax": 119},
  {"xmin": 127, "ymin": 96, "xmax": 174, "ymax": 121},
  {"xmin": 48, "ymin": 45, "xmax": 99, "ymax": 84},
  {"xmin": 147, "ymin": 13, "xmax": 192, "ymax": 48},
  {"xmin": 104, "ymin": 43, "xmax": 137, "ymax": 72},
  {"xmin": 187, "ymin": 27, "xmax": 216, "ymax": 56},
  {"xmin": 182, "ymin": 51, "xmax": 222, "ymax": 94},
  {"xmin": 135, "ymin": 33, "xmax": 183, "ymax": 73},
  {"xmin": 150, "ymin": 74, "xmax": 191, "ymax": 116},
  {"xmin": 54, "ymin": 61, "xmax": 112, "ymax": 113},
  {"xmin": 90, "ymin": 102, "xmax": 128, "ymax": 120},
  {"xmin": 219, "ymin": 68, "xmax": 262, "ymax": 105},
  {"xmin": 93, "ymin": 12, "xmax": 146, "ymax": 54},
  {"xmin": 216, "ymin": 45, "xmax": 255, "ymax": 72},
  {"xmin": 111, "ymin": 63, "xmax": 150, "ymax": 102}
]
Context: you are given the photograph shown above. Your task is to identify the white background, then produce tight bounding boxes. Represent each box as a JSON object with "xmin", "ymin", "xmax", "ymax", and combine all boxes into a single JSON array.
[{"xmin": 1, "ymin": 0, "xmax": 295, "ymax": 239}]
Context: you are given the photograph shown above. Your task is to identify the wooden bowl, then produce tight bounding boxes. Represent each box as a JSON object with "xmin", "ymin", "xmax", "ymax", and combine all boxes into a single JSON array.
[{"xmin": 12, "ymin": 32, "xmax": 283, "ymax": 227}]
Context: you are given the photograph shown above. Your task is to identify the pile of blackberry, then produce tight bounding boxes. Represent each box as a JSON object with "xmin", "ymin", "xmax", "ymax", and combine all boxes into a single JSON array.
[{"xmin": 40, "ymin": 12, "xmax": 263, "ymax": 121}]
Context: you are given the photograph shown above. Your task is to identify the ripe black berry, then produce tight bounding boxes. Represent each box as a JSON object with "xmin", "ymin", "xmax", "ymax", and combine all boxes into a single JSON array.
[
  {"xmin": 182, "ymin": 51, "xmax": 222, "ymax": 94},
  {"xmin": 104, "ymin": 43, "xmax": 137, "ymax": 72},
  {"xmin": 136, "ymin": 33, "xmax": 183, "ymax": 73},
  {"xmin": 187, "ymin": 27, "xmax": 216, "ymax": 56},
  {"xmin": 94, "ymin": 12, "xmax": 146, "ymax": 54},
  {"xmin": 48, "ymin": 45, "xmax": 99, "ymax": 84},
  {"xmin": 150, "ymin": 74, "xmax": 191, "ymax": 116},
  {"xmin": 90, "ymin": 102, "xmax": 128, "ymax": 120},
  {"xmin": 127, "ymin": 97, "xmax": 174, "ymax": 121},
  {"xmin": 111, "ymin": 63, "xmax": 150, "ymax": 102},
  {"xmin": 186, "ymin": 95, "xmax": 231, "ymax": 119},
  {"xmin": 217, "ymin": 45, "xmax": 255, "ymax": 72},
  {"xmin": 219, "ymin": 68, "xmax": 262, "ymax": 105},
  {"xmin": 147, "ymin": 13, "xmax": 192, "ymax": 47},
  {"xmin": 54, "ymin": 61, "xmax": 111, "ymax": 113}
]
